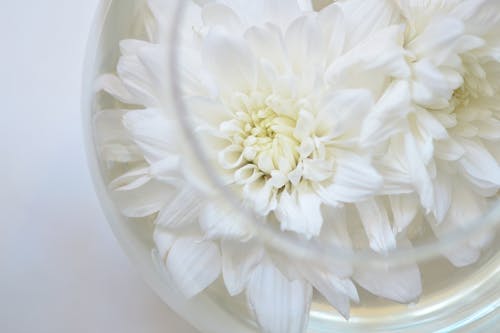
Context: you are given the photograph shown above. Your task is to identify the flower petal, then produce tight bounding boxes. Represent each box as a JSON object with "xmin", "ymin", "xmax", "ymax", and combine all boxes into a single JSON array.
[
  {"xmin": 319, "ymin": 151, "xmax": 382, "ymax": 204},
  {"xmin": 407, "ymin": 16, "xmax": 465, "ymax": 66},
  {"xmin": 353, "ymin": 239, "xmax": 422, "ymax": 303},
  {"xmin": 389, "ymin": 193, "xmax": 419, "ymax": 233},
  {"xmin": 285, "ymin": 15, "xmax": 322, "ymax": 77},
  {"xmin": 153, "ymin": 228, "xmax": 176, "ymax": 261},
  {"xmin": 202, "ymin": 27, "xmax": 257, "ymax": 94},
  {"xmin": 306, "ymin": 270, "xmax": 358, "ymax": 319},
  {"xmin": 166, "ymin": 237, "xmax": 221, "ymax": 298},
  {"xmin": 361, "ymin": 80, "xmax": 411, "ymax": 146},
  {"xmin": 185, "ymin": 96, "xmax": 233, "ymax": 128},
  {"xmin": 356, "ymin": 198, "xmax": 397, "ymax": 253},
  {"xmin": 156, "ymin": 187, "xmax": 202, "ymax": 229},
  {"xmin": 404, "ymin": 133, "xmax": 434, "ymax": 212},
  {"xmin": 113, "ymin": 180, "xmax": 175, "ymax": 218},
  {"xmin": 218, "ymin": 0, "xmax": 302, "ymax": 31},
  {"xmin": 221, "ymin": 239, "xmax": 264, "ymax": 296},
  {"xmin": 116, "ymin": 43, "xmax": 163, "ymax": 107},
  {"xmin": 94, "ymin": 110, "xmax": 142, "ymax": 162},
  {"xmin": 326, "ymin": 25, "xmax": 410, "ymax": 93},
  {"xmin": 338, "ymin": 0, "xmax": 401, "ymax": 50},
  {"xmin": 123, "ymin": 108, "xmax": 178, "ymax": 164},
  {"xmin": 320, "ymin": 89, "xmax": 373, "ymax": 140},
  {"xmin": 247, "ymin": 259, "xmax": 312, "ymax": 333},
  {"xmin": 95, "ymin": 74, "xmax": 135, "ymax": 104},
  {"xmin": 317, "ymin": 3, "xmax": 346, "ymax": 63},
  {"xmin": 430, "ymin": 183, "xmax": 492, "ymax": 267},
  {"xmin": 434, "ymin": 138, "xmax": 465, "ymax": 161},
  {"xmin": 431, "ymin": 169, "xmax": 453, "ymax": 223},
  {"xmin": 199, "ymin": 201, "xmax": 251, "ymax": 239},
  {"xmin": 243, "ymin": 178, "xmax": 278, "ymax": 216},
  {"xmin": 245, "ymin": 23, "xmax": 289, "ymax": 73},
  {"xmin": 109, "ymin": 166, "xmax": 152, "ymax": 191},
  {"xmin": 458, "ymin": 138, "xmax": 500, "ymax": 189},
  {"xmin": 202, "ymin": 3, "xmax": 243, "ymax": 32},
  {"xmin": 275, "ymin": 185, "xmax": 323, "ymax": 238}
]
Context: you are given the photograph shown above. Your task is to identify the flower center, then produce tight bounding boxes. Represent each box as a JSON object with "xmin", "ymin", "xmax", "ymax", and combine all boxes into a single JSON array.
[
  {"xmin": 223, "ymin": 92, "xmax": 300, "ymax": 176},
  {"xmin": 451, "ymin": 85, "xmax": 472, "ymax": 109}
]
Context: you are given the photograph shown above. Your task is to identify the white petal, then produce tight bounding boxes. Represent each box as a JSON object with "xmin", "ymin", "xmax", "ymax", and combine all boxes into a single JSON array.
[
  {"xmin": 414, "ymin": 107, "xmax": 448, "ymax": 140},
  {"xmin": 153, "ymin": 228, "xmax": 176, "ymax": 261},
  {"xmin": 434, "ymin": 138, "xmax": 465, "ymax": 161},
  {"xmin": 389, "ymin": 193, "xmax": 419, "ymax": 233},
  {"xmin": 113, "ymin": 180, "xmax": 174, "ymax": 218},
  {"xmin": 221, "ymin": 240, "xmax": 264, "ymax": 296},
  {"xmin": 476, "ymin": 117, "xmax": 500, "ymax": 141},
  {"xmin": 218, "ymin": 0, "xmax": 302, "ymax": 31},
  {"xmin": 120, "ymin": 39, "xmax": 152, "ymax": 55},
  {"xmin": 338, "ymin": 0, "xmax": 401, "ymax": 50},
  {"xmin": 318, "ymin": 206, "xmax": 354, "ymax": 278},
  {"xmin": 431, "ymin": 170, "xmax": 452, "ymax": 223},
  {"xmin": 320, "ymin": 89, "xmax": 373, "ymax": 139},
  {"xmin": 95, "ymin": 74, "xmax": 134, "ymax": 104},
  {"xmin": 319, "ymin": 151, "xmax": 382, "ymax": 204},
  {"xmin": 353, "ymin": 239, "xmax": 422, "ymax": 303},
  {"xmin": 356, "ymin": 198, "xmax": 397, "ymax": 253},
  {"xmin": 94, "ymin": 109, "xmax": 143, "ymax": 163},
  {"xmin": 275, "ymin": 185, "xmax": 323, "ymax": 238},
  {"xmin": 430, "ymin": 184, "xmax": 491, "ymax": 267},
  {"xmin": 321, "ymin": 206, "xmax": 352, "ymax": 250},
  {"xmin": 202, "ymin": 27, "xmax": 257, "ymax": 94},
  {"xmin": 293, "ymin": 110, "xmax": 316, "ymax": 141},
  {"xmin": 285, "ymin": 15, "xmax": 322, "ymax": 76},
  {"xmin": 458, "ymin": 138, "xmax": 500, "ymax": 188},
  {"xmin": 243, "ymin": 178, "xmax": 277, "ymax": 216},
  {"xmin": 116, "ymin": 44, "xmax": 162, "ymax": 107},
  {"xmin": 361, "ymin": 80, "xmax": 411, "ymax": 147},
  {"xmin": 327, "ymin": 25, "xmax": 410, "ymax": 92},
  {"xmin": 404, "ymin": 133, "xmax": 434, "ymax": 211},
  {"xmin": 156, "ymin": 187, "xmax": 202, "ymax": 229},
  {"xmin": 411, "ymin": 59, "xmax": 458, "ymax": 107},
  {"xmin": 202, "ymin": 3, "xmax": 243, "ymax": 32},
  {"xmin": 245, "ymin": 24, "xmax": 289, "ymax": 73},
  {"xmin": 185, "ymin": 96, "xmax": 232, "ymax": 128},
  {"xmin": 199, "ymin": 201, "xmax": 251, "ymax": 239},
  {"xmin": 109, "ymin": 166, "xmax": 151, "ymax": 191},
  {"xmin": 166, "ymin": 237, "xmax": 221, "ymax": 298},
  {"xmin": 94, "ymin": 109, "xmax": 133, "ymax": 143},
  {"xmin": 247, "ymin": 259, "xmax": 312, "ymax": 333},
  {"xmin": 123, "ymin": 108, "xmax": 177, "ymax": 164},
  {"xmin": 298, "ymin": 0, "xmax": 313, "ymax": 11},
  {"xmin": 439, "ymin": 242, "xmax": 480, "ymax": 268},
  {"xmin": 218, "ymin": 144, "xmax": 244, "ymax": 170},
  {"xmin": 317, "ymin": 4, "xmax": 346, "ymax": 62},
  {"xmin": 149, "ymin": 157, "xmax": 182, "ymax": 182},
  {"xmin": 376, "ymin": 150, "xmax": 415, "ymax": 195},
  {"xmin": 304, "ymin": 269, "xmax": 358, "ymax": 319},
  {"xmin": 407, "ymin": 16, "xmax": 465, "ymax": 66},
  {"xmin": 354, "ymin": 262, "xmax": 422, "ymax": 304},
  {"xmin": 98, "ymin": 143, "xmax": 143, "ymax": 163}
]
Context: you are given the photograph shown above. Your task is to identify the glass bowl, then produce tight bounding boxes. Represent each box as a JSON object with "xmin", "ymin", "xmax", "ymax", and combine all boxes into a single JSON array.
[{"xmin": 83, "ymin": 1, "xmax": 500, "ymax": 332}]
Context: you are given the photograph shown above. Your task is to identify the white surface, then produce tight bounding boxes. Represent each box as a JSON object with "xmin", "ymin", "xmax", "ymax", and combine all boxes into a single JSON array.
[{"xmin": 0, "ymin": 2, "xmax": 198, "ymax": 332}]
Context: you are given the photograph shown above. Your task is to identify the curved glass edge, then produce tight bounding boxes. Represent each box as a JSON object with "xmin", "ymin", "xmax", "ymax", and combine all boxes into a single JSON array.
[{"xmin": 81, "ymin": 1, "xmax": 256, "ymax": 332}]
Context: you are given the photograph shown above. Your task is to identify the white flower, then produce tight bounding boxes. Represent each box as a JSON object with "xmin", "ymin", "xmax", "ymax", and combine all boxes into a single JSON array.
[{"xmin": 361, "ymin": 0, "xmax": 500, "ymax": 267}]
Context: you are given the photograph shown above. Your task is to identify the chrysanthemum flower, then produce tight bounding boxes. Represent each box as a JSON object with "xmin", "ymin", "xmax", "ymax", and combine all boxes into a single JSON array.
[{"xmin": 360, "ymin": 0, "xmax": 500, "ymax": 267}]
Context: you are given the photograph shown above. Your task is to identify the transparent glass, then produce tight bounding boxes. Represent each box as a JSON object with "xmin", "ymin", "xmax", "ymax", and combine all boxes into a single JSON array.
[{"xmin": 83, "ymin": 1, "xmax": 500, "ymax": 332}]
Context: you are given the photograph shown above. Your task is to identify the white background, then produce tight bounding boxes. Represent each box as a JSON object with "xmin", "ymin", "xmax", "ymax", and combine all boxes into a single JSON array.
[{"xmin": 0, "ymin": 1, "xmax": 198, "ymax": 332}]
